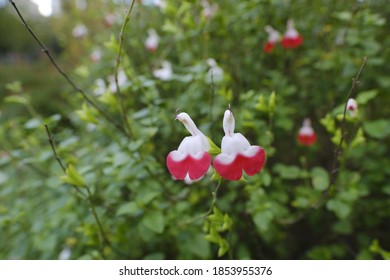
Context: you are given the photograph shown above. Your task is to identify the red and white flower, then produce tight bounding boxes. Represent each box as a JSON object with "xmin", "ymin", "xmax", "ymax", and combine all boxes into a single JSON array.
[
  {"xmin": 264, "ymin": 25, "xmax": 281, "ymax": 53},
  {"xmin": 297, "ymin": 118, "xmax": 317, "ymax": 146},
  {"xmin": 346, "ymin": 98, "xmax": 358, "ymax": 117},
  {"xmin": 145, "ymin": 28, "xmax": 159, "ymax": 52},
  {"xmin": 166, "ymin": 113, "xmax": 211, "ymax": 181},
  {"xmin": 213, "ymin": 110, "xmax": 266, "ymax": 181},
  {"xmin": 281, "ymin": 20, "xmax": 303, "ymax": 49}
]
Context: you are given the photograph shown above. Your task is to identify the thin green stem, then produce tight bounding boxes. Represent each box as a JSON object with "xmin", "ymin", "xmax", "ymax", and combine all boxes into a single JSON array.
[
  {"xmin": 44, "ymin": 124, "xmax": 109, "ymax": 257},
  {"xmin": 329, "ymin": 57, "xmax": 367, "ymax": 185},
  {"xmin": 114, "ymin": 0, "xmax": 136, "ymax": 138},
  {"xmin": 44, "ymin": 124, "xmax": 87, "ymax": 200},
  {"xmin": 179, "ymin": 179, "xmax": 222, "ymax": 226},
  {"xmin": 44, "ymin": 125, "xmax": 66, "ymax": 173},
  {"xmin": 85, "ymin": 186, "xmax": 110, "ymax": 259}
]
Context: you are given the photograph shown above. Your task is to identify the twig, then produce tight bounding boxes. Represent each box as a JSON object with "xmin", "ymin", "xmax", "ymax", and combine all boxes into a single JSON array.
[
  {"xmin": 8, "ymin": 0, "xmax": 129, "ymax": 137},
  {"xmin": 44, "ymin": 124, "xmax": 87, "ymax": 198},
  {"xmin": 114, "ymin": 0, "xmax": 136, "ymax": 137},
  {"xmin": 85, "ymin": 185, "xmax": 111, "ymax": 256},
  {"xmin": 330, "ymin": 57, "xmax": 367, "ymax": 184},
  {"xmin": 44, "ymin": 124, "xmax": 110, "ymax": 258},
  {"xmin": 44, "ymin": 125, "xmax": 66, "ymax": 173}
]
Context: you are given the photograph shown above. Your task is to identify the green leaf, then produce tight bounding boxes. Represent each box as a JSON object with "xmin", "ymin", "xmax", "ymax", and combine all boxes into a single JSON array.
[
  {"xmin": 185, "ymin": 233, "xmax": 210, "ymax": 259},
  {"xmin": 273, "ymin": 164, "xmax": 302, "ymax": 180},
  {"xmin": 262, "ymin": 171, "xmax": 272, "ymax": 187},
  {"xmin": 350, "ymin": 128, "xmax": 365, "ymax": 148},
  {"xmin": 369, "ymin": 240, "xmax": 390, "ymax": 260},
  {"xmin": 137, "ymin": 190, "xmax": 160, "ymax": 205},
  {"xmin": 218, "ymin": 238, "xmax": 229, "ymax": 257},
  {"xmin": 142, "ymin": 210, "xmax": 165, "ymax": 234},
  {"xmin": 116, "ymin": 202, "xmax": 140, "ymax": 216},
  {"xmin": 60, "ymin": 165, "xmax": 85, "ymax": 187},
  {"xmin": 331, "ymin": 129, "xmax": 343, "ymax": 146},
  {"xmin": 356, "ymin": 90, "xmax": 378, "ymax": 105},
  {"xmin": 292, "ymin": 197, "xmax": 311, "ymax": 208},
  {"xmin": 98, "ymin": 91, "xmax": 118, "ymax": 106},
  {"xmin": 24, "ymin": 118, "xmax": 41, "ymax": 129},
  {"xmin": 75, "ymin": 103, "xmax": 98, "ymax": 124},
  {"xmin": 382, "ymin": 185, "xmax": 390, "ymax": 196},
  {"xmin": 162, "ymin": 19, "xmax": 179, "ymax": 34},
  {"xmin": 204, "ymin": 227, "xmax": 221, "ymax": 244},
  {"xmin": 206, "ymin": 137, "xmax": 221, "ymax": 156},
  {"xmin": 311, "ymin": 167, "xmax": 330, "ymax": 191},
  {"xmin": 268, "ymin": 91, "xmax": 276, "ymax": 115},
  {"xmin": 326, "ymin": 199, "xmax": 351, "ymax": 219},
  {"xmin": 4, "ymin": 95, "xmax": 29, "ymax": 105},
  {"xmin": 207, "ymin": 206, "xmax": 224, "ymax": 223},
  {"xmin": 255, "ymin": 94, "xmax": 267, "ymax": 112},
  {"xmin": 253, "ymin": 210, "xmax": 273, "ymax": 231},
  {"xmin": 221, "ymin": 214, "xmax": 233, "ymax": 231},
  {"xmin": 320, "ymin": 113, "xmax": 336, "ymax": 133},
  {"xmin": 333, "ymin": 11, "xmax": 352, "ymax": 21},
  {"xmin": 5, "ymin": 81, "xmax": 22, "ymax": 93},
  {"xmin": 363, "ymin": 119, "xmax": 390, "ymax": 139}
]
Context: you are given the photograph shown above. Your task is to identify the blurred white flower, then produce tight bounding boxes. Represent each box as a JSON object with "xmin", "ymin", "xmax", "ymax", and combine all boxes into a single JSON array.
[
  {"xmin": 58, "ymin": 247, "xmax": 72, "ymax": 260},
  {"xmin": 142, "ymin": 0, "xmax": 166, "ymax": 10},
  {"xmin": 90, "ymin": 49, "xmax": 102, "ymax": 63},
  {"xmin": 108, "ymin": 69, "xmax": 129, "ymax": 93},
  {"xmin": 335, "ymin": 28, "xmax": 347, "ymax": 46},
  {"xmin": 206, "ymin": 58, "xmax": 223, "ymax": 83},
  {"xmin": 145, "ymin": 29, "xmax": 159, "ymax": 52},
  {"xmin": 201, "ymin": 0, "xmax": 218, "ymax": 19},
  {"xmin": 153, "ymin": 61, "xmax": 173, "ymax": 81},
  {"xmin": 87, "ymin": 123, "xmax": 97, "ymax": 132},
  {"xmin": 76, "ymin": 0, "xmax": 87, "ymax": 10},
  {"xmin": 104, "ymin": 13, "xmax": 116, "ymax": 28},
  {"xmin": 93, "ymin": 79, "xmax": 107, "ymax": 96},
  {"xmin": 72, "ymin": 24, "xmax": 88, "ymax": 38}
]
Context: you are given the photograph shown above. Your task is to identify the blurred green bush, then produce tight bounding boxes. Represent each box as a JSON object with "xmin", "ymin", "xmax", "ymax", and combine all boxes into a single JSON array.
[{"xmin": 0, "ymin": 0, "xmax": 389, "ymax": 259}]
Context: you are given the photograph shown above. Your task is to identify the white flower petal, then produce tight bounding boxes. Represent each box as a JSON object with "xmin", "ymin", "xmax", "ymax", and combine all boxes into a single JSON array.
[{"xmin": 221, "ymin": 133, "xmax": 250, "ymax": 155}]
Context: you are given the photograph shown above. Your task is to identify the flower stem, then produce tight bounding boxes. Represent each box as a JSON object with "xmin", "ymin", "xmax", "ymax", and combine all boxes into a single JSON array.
[{"xmin": 114, "ymin": 0, "xmax": 136, "ymax": 138}]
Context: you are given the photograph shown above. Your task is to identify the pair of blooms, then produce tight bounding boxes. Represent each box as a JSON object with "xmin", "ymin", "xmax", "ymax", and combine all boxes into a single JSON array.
[
  {"xmin": 264, "ymin": 20, "xmax": 303, "ymax": 53},
  {"xmin": 166, "ymin": 110, "xmax": 266, "ymax": 182},
  {"xmin": 297, "ymin": 98, "xmax": 359, "ymax": 146}
]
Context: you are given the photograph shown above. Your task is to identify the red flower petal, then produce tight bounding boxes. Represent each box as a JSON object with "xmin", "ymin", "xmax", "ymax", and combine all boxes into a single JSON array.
[
  {"xmin": 242, "ymin": 147, "xmax": 266, "ymax": 176},
  {"xmin": 281, "ymin": 36, "xmax": 303, "ymax": 48},
  {"xmin": 166, "ymin": 151, "xmax": 211, "ymax": 180},
  {"xmin": 297, "ymin": 133, "xmax": 317, "ymax": 146},
  {"xmin": 263, "ymin": 42, "xmax": 275, "ymax": 53},
  {"xmin": 146, "ymin": 46, "xmax": 157, "ymax": 52},
  {"xmin": 213, "ymin": 147, "xmax": 266, "ymax": 181}
]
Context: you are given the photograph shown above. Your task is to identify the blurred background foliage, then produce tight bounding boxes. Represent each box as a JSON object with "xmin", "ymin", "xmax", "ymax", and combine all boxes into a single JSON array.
[{"xmin": 0, "ymin": 0, "xmax": 389, "ymax": 259}]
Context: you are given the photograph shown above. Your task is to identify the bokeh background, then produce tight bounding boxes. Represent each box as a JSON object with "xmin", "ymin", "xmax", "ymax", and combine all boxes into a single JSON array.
[{"xmin": 0, "ymin": 0, "xmax": 389, "ymax": 260}]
